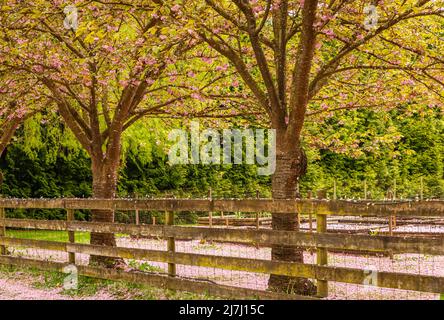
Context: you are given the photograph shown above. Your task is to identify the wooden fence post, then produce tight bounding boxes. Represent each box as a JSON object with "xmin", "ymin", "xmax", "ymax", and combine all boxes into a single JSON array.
[
  {"xmin": 364, "ymin": 179, "xmax": 367, "ymax": 200},
  {"xmin": 420, "ymin": 176, "xmax": 424, "ymax": 200},
  {"xmin": 393, "ymin": 178, "xmax": 397, "ymax": 200},
  {"xmin": 316, "ymin": 212, "xmax": 328, "ymax": 298},
  {"xmin": 208, "ymin": 188, "xmax": 213, "ymax": 229},
  {"xmin": 135, "ymin": 209, "xmax": 140, "ymax": 225},
  {"xmin": 208, "ymin": 189, "xmax": 214, "ymax": 244},
  {"xmin": 0, "ymin": 207, "xmax": 6, "ymax": 256},
  {"xmin": 66, "ymin": 209, "xmax": 75, "ymax": 264},
  {"xmin": 165, "ymin": 211, "xmax": 176, "ymax": 277},
  {"xmin": 389, "ymin": 215, "xmax": 394, "ymax": 236},
  {"xmin": 333, "ymin": 180, "xmax": 337, "ymax": 200},
  {"xmin": 255, "ymin": 189, "xmax": 260, "ymax": 230},
  {"xmin": 309, "ymin": 204, "xmax": 313, "ymax": 233}
]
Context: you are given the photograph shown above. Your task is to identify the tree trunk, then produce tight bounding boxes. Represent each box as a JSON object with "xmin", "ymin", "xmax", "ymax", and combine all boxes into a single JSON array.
[
  {"xmin": 89, "ymin": 158, "xmax": 122, "ymax": 267},
  {"xmin": 268, "ymin": 135, "xmax": 316, "ymax": 296}
]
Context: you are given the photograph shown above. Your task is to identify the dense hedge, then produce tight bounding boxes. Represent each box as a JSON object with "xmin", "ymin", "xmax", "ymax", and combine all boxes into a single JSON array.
[{"xmin": 0, "ymin": 108, "xmax": 442, "ymax": 221}]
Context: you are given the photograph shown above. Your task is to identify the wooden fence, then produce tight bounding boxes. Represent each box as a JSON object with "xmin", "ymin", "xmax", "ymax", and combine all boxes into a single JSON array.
[{"xmin": 0, "ymin": 198, "xmax": 443, "ymax": 300}]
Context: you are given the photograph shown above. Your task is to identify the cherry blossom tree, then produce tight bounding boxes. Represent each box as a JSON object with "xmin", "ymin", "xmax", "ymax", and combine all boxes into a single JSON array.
[
  {"xmin": 175, "ymin": 0, "xmax": 443, "ymax": 294},
  {"xmin": 0, "ymin": 72, "xmax": 44, "ymax": 157},
  {"xmin": 0, "ymin": 0, "xmax": 237, "ymax": 266}
]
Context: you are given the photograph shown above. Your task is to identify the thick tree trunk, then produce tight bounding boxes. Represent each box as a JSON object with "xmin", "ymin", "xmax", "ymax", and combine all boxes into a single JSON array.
[
  {"xmin": 89, "ymin": 158, "xmax": 122, "ymax": 267},
  {"xmin": 268, "ymin": 135, "xmax": 316, "ymax": 296}
]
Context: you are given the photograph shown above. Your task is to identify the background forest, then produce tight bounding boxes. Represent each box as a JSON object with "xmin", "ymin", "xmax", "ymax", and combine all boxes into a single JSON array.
[{"xmin": 1, "ymin": 105, "xmax": 442, "ymax": 221}]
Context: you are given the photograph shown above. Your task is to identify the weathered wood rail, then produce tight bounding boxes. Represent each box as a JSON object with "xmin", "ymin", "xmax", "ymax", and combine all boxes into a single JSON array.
[
  {"xmin": 0, "ymin": 198, "xmax": 442, "ymax": 216},
  {"xmin": 198, "ymin": 216, "xmax": 272, "ymax": 226},
  {"xmin": 0, "ymin": 198, "xmax": 443, "ymax": 299},
  {"xmin": 0, "ymin": 256, "xmax": 307, "ymax": 300}
]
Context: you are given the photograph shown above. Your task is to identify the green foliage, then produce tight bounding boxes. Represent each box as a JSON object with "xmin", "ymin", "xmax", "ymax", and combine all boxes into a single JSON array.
[
  {"xmin": 128, "ymin": 260, "xmax": 164, "ymax": 273},
  {"xmin": 0, "ymin": 121, "xmax": 92, "ymax": 220},
  {"xmin": 301, "ymin": 108, "xmax": 443, "ymax": 199},
  {"xmin": 0, "ymin": 108, "xmax": 442, "ymax": 222},
  {"xmin": 6, "ymin": 230, "xmax": 90, "ymax": 243},
  {"xmin": 0, "ymin": 116, "xmax": 271, "ymax": 222}
]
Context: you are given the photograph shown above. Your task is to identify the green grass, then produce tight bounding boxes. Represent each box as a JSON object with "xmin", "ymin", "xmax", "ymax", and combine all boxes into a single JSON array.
[
  {"xmin": 128, "ymin": 260, "xmax": 164, "ymax": 273},
  {"xmin": 5, "ymin": 230, "xmax": 129, "ymax": 244},
  {"xmin": 6, "ymin": 230, "xmax": 90, "ymax": 243}
]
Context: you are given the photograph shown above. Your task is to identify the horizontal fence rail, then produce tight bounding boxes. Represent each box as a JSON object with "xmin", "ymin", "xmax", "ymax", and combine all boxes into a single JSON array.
[
  {"xmin": 1, "ymin": 219, "xmax": 443, "ymax": 255},
  {"xmin": 0, "ymin": 256, "xmax": 310, "ymax": 300},
  {"xmin": 0, "ymin": 198, "xmax": 443, "ymax": 216},
  {"xmin": 0, "ymin": 236, "xmax": 443, "ymax": 293},
  {"xmin": 0, "ymin": 197, "xmax": 443, "ymax": 299}
]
